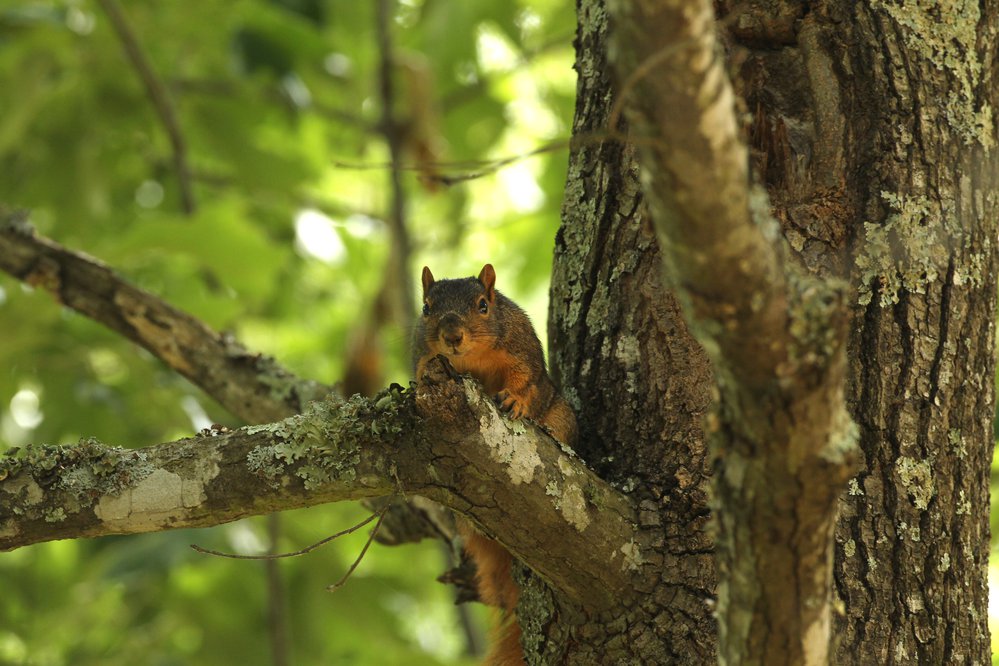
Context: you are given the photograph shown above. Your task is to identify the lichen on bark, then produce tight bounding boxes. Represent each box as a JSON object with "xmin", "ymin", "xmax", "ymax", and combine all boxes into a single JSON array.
[
  {"xmin": 869, "ymin": 0, "xmax": 994, "ymax": 148},
  {"xmin": 0, "ymin": 439, "xmax": 156, "ymax": 524}
]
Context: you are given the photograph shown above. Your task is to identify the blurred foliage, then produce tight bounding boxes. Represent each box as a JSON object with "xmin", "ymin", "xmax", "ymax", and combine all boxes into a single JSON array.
[{"xmin": 0, "ymin": 0, "xmax": 576, "ymax": 663}]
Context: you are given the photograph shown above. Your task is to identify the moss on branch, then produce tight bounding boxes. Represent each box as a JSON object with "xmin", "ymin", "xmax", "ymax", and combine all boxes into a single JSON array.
[{"xmin": 0, "ymin": 374, "xmax": 642, "ymax": 612}]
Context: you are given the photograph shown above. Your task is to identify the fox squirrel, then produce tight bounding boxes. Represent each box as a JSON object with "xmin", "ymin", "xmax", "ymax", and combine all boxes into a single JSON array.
[{"xmin": 414, "ymin": 264, "xmax": 578, "ymax": 666}]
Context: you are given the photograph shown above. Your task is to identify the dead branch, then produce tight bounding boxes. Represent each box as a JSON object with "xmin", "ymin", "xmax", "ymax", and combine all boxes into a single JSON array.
[{"xmin": 0, "ymin": 212, "xmax": 329, "ymax": 423}]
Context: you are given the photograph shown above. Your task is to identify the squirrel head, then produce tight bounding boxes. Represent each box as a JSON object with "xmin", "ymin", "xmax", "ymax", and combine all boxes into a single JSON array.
[{"xmin": 420, "ymin": 264, "xmax": 498, "ymax": 357}]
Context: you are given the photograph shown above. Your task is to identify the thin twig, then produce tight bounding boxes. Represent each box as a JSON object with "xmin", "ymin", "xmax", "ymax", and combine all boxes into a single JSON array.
[
  {"xmin": 330, "ymin": 20, "xmax": 747, "ymax": 186},
  {"xmin": 190, "ymin": 511, "xmax": 379, "ymax": 560},
  {"xmin": 607, "ymin": 44, "xmax": 687, "ymax": 134},
  {"xmin": 328, "ymin": 44, "xmax": 694, "ymax": 186},
  {"xmin": 424, "ymin": 139, "xmax": 573, "ymax": 185},
  {"xmin": 330, "ymin": 133, "xmax": 630, "ymax": 186},
  {"xmin": 96, "ymin": 0, "xmax": 196, "ymax": 214},
  {"xmin": 329, "ymin": 124, "xmax": 683, "ymax": 186},
  {"xmin": 327, "ymin": 501, "xmax": 391, "ymax": 592},
  {"xmin": 330, "ymin": 137, "xmax": 570, "ymax": 180},
  {"xmin": 391, "ymin": 465, "xmax": 406, "ymax": 499}
]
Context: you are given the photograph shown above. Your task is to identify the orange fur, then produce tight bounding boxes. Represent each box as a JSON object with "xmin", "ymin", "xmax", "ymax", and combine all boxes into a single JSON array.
[
  {"xmin": 415, "ymin": 264, "xmax": 578, "ymax": 665},
  {"xmin": 458, "ymin": 522, "xmax": 518, "ymax": 610},
  {"xmin": 458, "ymin": 522, "xmax": 524, "ymax": 666}
]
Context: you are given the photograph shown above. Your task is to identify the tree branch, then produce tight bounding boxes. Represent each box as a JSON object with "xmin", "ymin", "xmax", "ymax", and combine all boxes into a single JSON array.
[
  {"xmin": 605, "ymin": 3, "xmax": 858, "ymax": 663},
  {"xmin": 607, "ymin": 2, "xmax": 790, "ymax": 388},
  {"xmin": 0, "ymin": 211, "xmax": 329, "ymax": 423},
  {"xmin": 96, "ymin": 0, "xmax": 197, "ymax": 215},
  {"xmin": 0, "ymin": 365, "xmax": 641, "ymax": 612}
]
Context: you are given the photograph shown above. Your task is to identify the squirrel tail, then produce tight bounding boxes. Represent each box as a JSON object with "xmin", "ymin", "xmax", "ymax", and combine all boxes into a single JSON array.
[
  {"xmin": 458, "ymin": 523, "xmax": 525, "ymax": 665},
  {"xmin": 542, "ymin": 396, "xmax": 579, "ymax": 448},
  {"xmin": 485, "ymin": 612, "xmax": 525, "ymax": 666}
]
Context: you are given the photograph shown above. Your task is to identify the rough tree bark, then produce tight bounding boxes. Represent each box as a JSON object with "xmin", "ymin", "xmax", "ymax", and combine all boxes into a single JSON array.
[
  {"xmin": 546, "ymin": 0, "xmax": 996, "ymax": 663},
  {"xmin": 0, "ymin": 363, "xmax": 642, "ymax": 612},
  {"xmin": 545, "ymin": 0, "xmax": 719, "ymax": 660},
  {"xmin": 544, "ymin": 0, "xmax": 857, "ymax": 662},
  {"xmin": 700, "ymin": 2, "xmax": 998, "ymax": 663}
]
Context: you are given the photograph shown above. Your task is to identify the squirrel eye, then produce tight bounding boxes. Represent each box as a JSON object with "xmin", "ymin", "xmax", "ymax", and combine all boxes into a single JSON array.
[
  {"xmin": 478, "ymin": 298, "xmax": 488, "ymax": 314},
  {"xmin": 422, "ymin": 303, "xmax": 430, "ymax": 316}
]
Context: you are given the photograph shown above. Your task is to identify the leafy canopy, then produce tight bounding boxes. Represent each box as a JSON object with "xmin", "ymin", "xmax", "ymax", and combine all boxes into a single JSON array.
[{"xmin": 0, "ymin": 0, "xmax": 575, "ymax": 663}]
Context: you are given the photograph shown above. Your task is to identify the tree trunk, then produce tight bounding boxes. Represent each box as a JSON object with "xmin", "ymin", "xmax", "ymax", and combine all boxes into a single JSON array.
[
  {"xmin": 816, "ymin": 5, "xmax": 995, "ymax": 663},
  {"xmin": 542, "ymin": 0, "xmax": 997, "ymax": 664},
  {"xmin": 714, "ymin": 1, "xmax": 997, "ymax": 661},
  {"xmin": 539, "ymin": 0, "xmax": 718, "ymax": 662}
]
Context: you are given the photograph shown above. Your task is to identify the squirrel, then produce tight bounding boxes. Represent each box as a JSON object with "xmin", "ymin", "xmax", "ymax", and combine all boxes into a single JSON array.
[{"xmin": 414, "ymin": 264, "xmax": 578, "ymax": 666}]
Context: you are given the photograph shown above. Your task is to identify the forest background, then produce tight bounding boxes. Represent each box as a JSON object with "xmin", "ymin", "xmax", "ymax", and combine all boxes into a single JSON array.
[
  {"xmin": 0, "ymin": 1, "xmax": 574, "ymax": 664},
  {"xmin": 0, "ymin": 1, "xmax": 996, "ymax": 665}
]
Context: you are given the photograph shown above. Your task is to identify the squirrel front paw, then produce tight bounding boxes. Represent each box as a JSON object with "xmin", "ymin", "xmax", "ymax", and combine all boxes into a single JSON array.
[{"xmin": 495, "ymin": 389, "xmax": 528, "ymax": 419}]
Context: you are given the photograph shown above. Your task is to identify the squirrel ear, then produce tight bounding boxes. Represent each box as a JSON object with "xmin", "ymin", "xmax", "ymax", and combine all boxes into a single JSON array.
[
  {"xmin": 421, "ymin": 266, "xmax": 435, "ymax": 295},
  {"xmin": 478, "ymin": 264, "xmax": 496, "ymax": 300}
]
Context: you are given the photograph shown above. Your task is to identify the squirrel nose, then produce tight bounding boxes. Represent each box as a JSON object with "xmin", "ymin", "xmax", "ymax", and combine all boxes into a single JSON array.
[{"xmin": 443, "ymin": 331, "xmax": 464, "ymax": 347}]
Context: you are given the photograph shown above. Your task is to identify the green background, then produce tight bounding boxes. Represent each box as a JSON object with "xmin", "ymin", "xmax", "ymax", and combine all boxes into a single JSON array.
[{"xmin": 0, "ymin": 0, "xmax": 574, "ymax": 663}]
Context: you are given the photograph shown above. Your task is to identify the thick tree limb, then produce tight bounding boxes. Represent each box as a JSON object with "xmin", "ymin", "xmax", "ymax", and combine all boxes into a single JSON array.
[
  {"xmin": 0, "ymin": 210, "xmax": 461, "ymax": 590},
  {"xmin": 0, "ymin": 212, "xmax": 329, "ymax": 423},
  {"xmin": 606, "ymin": 0, "xmax": 790, "ymax": 388},
  {"xmin": 0, "ymin": 365, "xmax": 641, "ymax": 612},
  {"xmin": 606, "ymin": 2, "xmax": 858, "ymax": 664}
]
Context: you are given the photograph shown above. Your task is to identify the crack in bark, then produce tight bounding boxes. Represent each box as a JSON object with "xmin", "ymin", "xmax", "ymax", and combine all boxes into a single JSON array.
[{"xmin": 924, "ymin": 258, "xmax": 954, "ymax": 414}]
